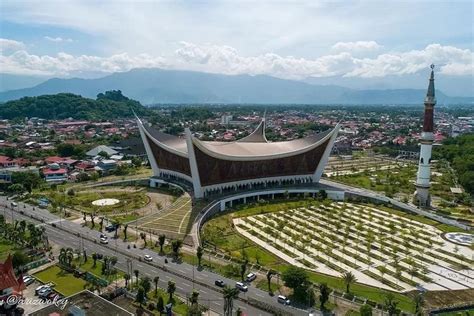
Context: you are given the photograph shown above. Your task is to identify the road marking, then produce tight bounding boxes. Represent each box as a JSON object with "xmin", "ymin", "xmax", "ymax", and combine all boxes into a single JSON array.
[
  {"xmin": 214, "ymin": 302, "xmax": 221, "ymax": 306},
  {"xmin": 255, "ymin": 292, "xmax": 264, "ymax": 297},
  {"xmin": 179, "ymin": 269, "xmax": 186, "ymax": 274},
  {"xmin": 177, "ymin": 286, "xmax": 184, "ymax": 290},
  {"xmin": 200, "ymin": 289, "xmax": 208, "ymax": 294},
  {"xmin": 182, "ymin": 282, "xmax": 191, "ymax": 287}
]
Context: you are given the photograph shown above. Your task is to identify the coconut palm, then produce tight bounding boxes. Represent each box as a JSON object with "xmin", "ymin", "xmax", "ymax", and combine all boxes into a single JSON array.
[
  {"xmin": 222, "ymin": 286, "xmax": 239, "ymax": 316},
  {"xmin": 167, "ymin": 280, "xmax": 176, "ymax": 301},
  {"xmin": 153, "ymin": 276, "xmax": 160, "ymax": 296},
  {"xmin": 342, "ymin": 271, "xmax": 357, "ymax": 293}
]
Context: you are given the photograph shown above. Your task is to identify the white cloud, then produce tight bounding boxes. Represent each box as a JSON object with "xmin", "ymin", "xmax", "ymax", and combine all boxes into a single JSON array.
[
  {"xmin": 0, "ymin": 50, "xmax": 167, "ymax": 76},
  {"xmin": 44, "ymin": 36, "xmax": 74, "ymax": 43},
  {"xmin": 1, "ymin": 41, "xmax": 472, "ymax": 79},
  {"xmin": 0, "ymin": 38, "xmax": 25, "ymax": 53},
  {"xmin": 332, "ymin": 41, "xmax": 382, "ymax": 52}
]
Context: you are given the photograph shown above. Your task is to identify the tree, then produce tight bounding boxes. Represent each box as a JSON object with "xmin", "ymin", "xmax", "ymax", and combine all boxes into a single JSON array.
[
  {"xmin": 156, "ymin": 296, "xmax": 165, "ymax": 315},
  {"xmin": 123, "ymin": 224, "xmax": 128, "ymax": 241},
  {"xmin": 136, "ymin": 286, "xmax": 146, "ymax": 307},
  {"xmin": 157, "ymin": 296, "xmax": 164, "ymax": 314},
  {"xmin": 134, "ymin": 269, "xmax": 140, "ymax": 286},
  {"xmin": 385, "ymin": 293, "xmax": 400, "ymax": 316},
  {"xmin": 140, "ymin": 232, "xmax": 147, "ymax": 247},
  {"xmin": 240, "ymin": 259, "xmax": 248, "ymax": 282},
  {"xmin": 140, "ymin": 277, "xmax": 152, "ymax": 297},
  {"xmin": 223, "ymin": 286, "xmax": 239, "ymax": 316},
  {"xmin": 92, "ymin": 252, "xmax": 98, "ymax": 268},
  {"xmin": 158, "ymin": 234, "xmax": 166, "ymax": 253},
  {"xmin": 189, "ymin": 290, "xmax": 199, "ymax": 305},
  {"xmin": 124, "ymin": 273, "xmax": 131, "ymax": 288},
  {"xmin": 414, "ymin": 293, "xmax": 425, "ymax": 316},
  {"xmin": 319, "ymin": 283, "xmax": 330, "ymax": 310},
  {"xmin": 360, "ymin": 304, "xmax": 373, "ymax": 316},
  {"xmin": 342, "ymin": 271, "xmax": 357, "ymax": 294},
  {"xmin": 167, "ymin": 280, "xmax": 176, "ymax": 301},
  {"xmin": 12, "ymin": 251, "xmax": 29, "ymax": 271},
  {"xmin": 266, "ymin": 269, "xmax": 276, "ymax": 294},
  {"xmin": 171, "ymin": 239, "xmax": 183, "ymax": 259},
  {"xmin": 153, "ymin": 276, "xmax": 160, "ymax": 296},
  {"xmin": 196, "ymin": 246, "xmax": 203, "ymax": 267}
]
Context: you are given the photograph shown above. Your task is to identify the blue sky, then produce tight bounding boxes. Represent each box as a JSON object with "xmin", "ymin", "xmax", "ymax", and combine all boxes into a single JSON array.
[{"xmin": 0, "ymin": 0, "xmax": 472, "ymax": 95}]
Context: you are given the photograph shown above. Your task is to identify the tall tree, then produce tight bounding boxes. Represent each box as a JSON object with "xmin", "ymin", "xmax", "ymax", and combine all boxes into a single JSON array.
[
  {"xmin": 266, "ymin": 269, "xmax": 276, "ymax": 294},
  {"xmin": 153, "ymin": 276, "xmax": 160, "ymax": 296},
  {"xmin": 167, "ymin": 280, "xmax": 176, "ymax": 301},
  {"xmin": 136, "ymin": 286, "xmax": 146, "ymax": 307},
  {"xmin": 222, "ymin": 286, "xmax": 239, "ymax": 316},
  {"xmin": 342, "ymin": 271, "xmax": 357, "ymax": 294},
  {"xmin": 196, "ymin": 246, "xmax": 203, "ymax": 267},
  {"xmin": 319, "ymin": 283, "xmax": 330, "ymax": 310},
  {"xmin": 158, "ymin": 234, "xmax": 166, "ymax": 253}
]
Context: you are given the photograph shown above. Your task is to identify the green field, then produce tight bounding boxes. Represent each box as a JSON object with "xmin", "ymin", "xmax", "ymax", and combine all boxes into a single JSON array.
[
  {"xmin": 73, "ymin": 256, "xmax": 124, "ymax": 282},
  {"xmin": 34, "ymin": 265, "xmax": 88, "ymax": 296}
]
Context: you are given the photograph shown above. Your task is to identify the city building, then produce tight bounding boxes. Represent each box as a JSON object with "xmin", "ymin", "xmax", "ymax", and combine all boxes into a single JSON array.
[{"xmin": 137, "ymin": 115, "xmax": 340, "ymax": 198}]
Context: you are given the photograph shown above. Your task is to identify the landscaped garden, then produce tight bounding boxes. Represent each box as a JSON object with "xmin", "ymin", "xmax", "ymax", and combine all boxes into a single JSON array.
[
  {"xmin": 34, "ymin": 265, "xmax": 89, "ymax": 296},
  {"xmin": 201, "ymin": 199, "xmax": 474, "ymax": 312},
  {"xmin": 234, "ymin": 201, "xmax": 473, "ymax": 292}
]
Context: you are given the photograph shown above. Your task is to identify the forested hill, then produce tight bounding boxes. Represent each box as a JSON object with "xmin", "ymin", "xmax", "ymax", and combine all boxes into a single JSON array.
[{"xmin": 0, "ymin": 90, "xmax": 149, "ymax": 120}]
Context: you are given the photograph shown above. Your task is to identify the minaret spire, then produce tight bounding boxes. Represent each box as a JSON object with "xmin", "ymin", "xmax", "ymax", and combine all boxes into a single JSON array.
[{"xmin": 414, "ymin": 65, "xmax": 436, "ymax": 208}]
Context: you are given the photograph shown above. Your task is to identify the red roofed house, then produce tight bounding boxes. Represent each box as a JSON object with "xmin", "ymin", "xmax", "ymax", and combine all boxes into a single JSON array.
[
  {"xmin": 42, "ymin": 163, "xmax": 68, "ymax": 183},
  {"xmin": 0, "ymin": 156, "xmax": 19, "ymax": 168},
  {"xmin": 0, "ymin": 254, "xmax": 25, "ymax": 313}
]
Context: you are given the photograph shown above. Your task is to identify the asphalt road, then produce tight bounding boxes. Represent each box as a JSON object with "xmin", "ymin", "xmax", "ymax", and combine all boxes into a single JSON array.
[{"xmin": 0, "ymin": 196, "xmax": 310, "ymax": 316}]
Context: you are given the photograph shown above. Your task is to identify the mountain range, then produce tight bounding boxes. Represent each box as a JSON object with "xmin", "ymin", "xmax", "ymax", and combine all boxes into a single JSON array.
[{"xmin": 0, "ymin": 68, "xmax": 472, "ymax": 105}]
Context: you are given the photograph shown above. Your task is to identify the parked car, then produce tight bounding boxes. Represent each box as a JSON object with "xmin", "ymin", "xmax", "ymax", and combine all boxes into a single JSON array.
[
  {"xmin": 105, "ymin": 224, "xmax": 117, "ymax": 232},
  {"xmin": 144, "ymin": 254, "xmax": 153, "ymax": 262},
  {"xmin": 11, "ymin": 202, "xmax": 18, "ymax": 207},
  {"xmin": 235, "ymin": 282, "xmax": 248, "ymax": 292},
  {"xmin": 35, "ymin": 284, "xmax": 52, "ymax": 295},
  {"xmin": 277, "ymin": 295, "xmax": 290, "ymax": 305},
  {"xmin": 246, "ymin": 272, "xmax": 256, "ymax": 282},
  {"xmin": 99, "ymin": 233, "xmax": 106, "ymax": 239},
  {"xmin": 38, "ymin": 287, "xmax": 52, "ymax": 297},
  {"xmin": 23, "ymin": 276, "xmax": 35, "ymax": 285},
  {"xmin": 99, "ymin": 237, "xmax": 108, "ymax": 244},
  {"xmin": 214, "ymin": 280, "xmax": 225, "ymax": 287}
]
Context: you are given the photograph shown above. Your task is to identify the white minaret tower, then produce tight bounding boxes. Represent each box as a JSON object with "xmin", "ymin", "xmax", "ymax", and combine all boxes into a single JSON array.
[{"xmin": 414, "ymin": 65, "xmax": 436, "ymax": 208}]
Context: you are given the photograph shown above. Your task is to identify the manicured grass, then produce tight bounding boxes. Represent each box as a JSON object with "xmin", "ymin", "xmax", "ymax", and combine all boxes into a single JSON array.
[
  {"xmin": 436, "ymin": 223, "xmax": 470, "ymax": 233},
  {"xmin": 73, "ymin": 257, "xmax": 124, "ymax": 281},
  {"xmin": 305, "ymin": 270, "xmax": 415, "ymax": 312},
  {"xmin": 34, "ymin": 265, "xmax": 88, "ymax": 296},
  {"xmin": 147, "ymin": 289, "xmax": 189, "ymax": 315}
]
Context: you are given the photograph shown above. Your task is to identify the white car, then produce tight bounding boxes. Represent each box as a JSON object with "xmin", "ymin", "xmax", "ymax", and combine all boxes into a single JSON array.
[
  {"xmin": 144, "ymin": 254, "xmax": 153, "ymax": 262},
  {"xmin": 246, "ymin": 272, "xmax": 256, "ymax": 282},
  {"xmin": 277, "ymin": 295, "xmax": 291, "ymax": 305},
  {"xmin": 23, "ymin": 276, "xmax": 34, "ymax": 285},
  {"xmin": 100, "ymin": 237, "xmax": 108, "ymax": 244},
  {"xmin": 235, "ymin": 282, "xmax": 248, "ymax": 292},
  {"xmin": 35, "ymin": 284, "xmax": 50, "ymax": 294}
]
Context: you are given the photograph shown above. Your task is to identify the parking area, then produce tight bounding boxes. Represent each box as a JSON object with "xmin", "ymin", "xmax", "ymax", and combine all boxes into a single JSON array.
[{"xmin": 16, "ymin": 275, "xmax": 66, "ymax": 315}]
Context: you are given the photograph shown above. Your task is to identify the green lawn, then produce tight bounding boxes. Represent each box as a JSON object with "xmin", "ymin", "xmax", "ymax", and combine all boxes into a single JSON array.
[
  {"xmin": 34, "ymin": 265, "xmax": 88, "ymax": 296},
  {"xmin": 147, "ymin": 289, "xmax": 189, "ymax": 315},
  {"xmin": 73, "ymin": 256, "xmax": 124, "ymax": 281}
]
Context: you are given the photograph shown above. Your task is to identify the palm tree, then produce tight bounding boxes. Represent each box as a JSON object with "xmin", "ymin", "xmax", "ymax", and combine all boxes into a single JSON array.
[
  {"xmin": 92, "ymin": 252, "xmax": 98, "ymax": 268},
  {"xmin": 167, "ymin": 280, "xmax": 176, "ymax": 301},
  {"xmin": 266, "ymin": 269, "xmax": 276, "ymax": 294},
  {"xmin": 124, "ymin": 273, "xmax": 131, "ymax": 288},
  {"xmin": 134, "ymin": 269, "xmax": 139, "ymax": 287},
  {"xmin": 342, "ymin": 271, "xmax": 357, "ymax": 294},
  {"xmin": 240, "ymin": 259, "xmax": 248, "ymax": 282},
  {"xmin": 66, "ymin": 247, "xmax": 74, "ymax": 266},
  {"xmin": 153, "ymin": 276, "xmax": 160, "ymax": 296},
  {"xmin": 414, "ymin": 292, "xmax": 425, "ymax": 316},
  {"xmin": 196, "ymin": 246, "xmax": 203, "ymax": 267},
  {"xmin": 190, "ymin": 290, "xmax": 199, "ymax": 305},
  {"xmin": 114, "ymin": 220, "xmax": 121, "ymax": 239},
  {"xmin": 384, "ymin": 293, "xmax": 399, "ymax": 316},
  {"xmin": 171, "ymin": 240, "xmax": 183, "ymax": 259},
  {"xmin": 222, "ymin": 286, "xmax": 239, "ymax": 316},
  {"xmin": 123, "ymin": 224, "xmax": 128, "ymax": 241},
  {"xmin": 59, "ymin": 248, "xmax": 67, "ymax": 265},
  {"xmin": 158, "ymin": 234, "xmax": 166, "ymax": 253}
]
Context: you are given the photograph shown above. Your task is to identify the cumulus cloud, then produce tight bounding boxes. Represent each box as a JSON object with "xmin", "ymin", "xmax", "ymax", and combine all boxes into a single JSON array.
[
  {"xmin": 332, "ymin": 41, "xmax": 382, "ymax": 52},
  {"xmin": 1, "ymin": 40, "xmax": 472, "ymax": 79},
  {"xmin": 0, "ymin": 38, "xmax": 26, "ymax": 53},
  {"xmin": 0, "ymin": 50, "xmax": 167, "ymax": 76},
  {"xmin": 175, "ymin": 42, "xmax": 473, "ymax": 79},
  {"xmin": 44, "ymin": 36, "xmax": 74, "ymax": 43}
]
